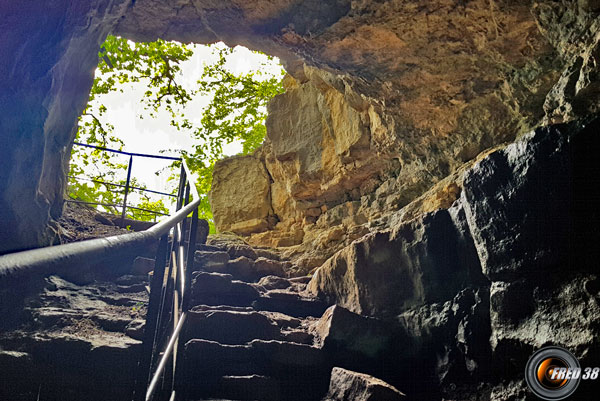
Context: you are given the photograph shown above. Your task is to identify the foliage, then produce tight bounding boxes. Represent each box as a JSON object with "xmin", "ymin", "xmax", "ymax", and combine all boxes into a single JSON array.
[{"xmin": 69, "ymin": 35, "xmax": 284, "ymax": 227}]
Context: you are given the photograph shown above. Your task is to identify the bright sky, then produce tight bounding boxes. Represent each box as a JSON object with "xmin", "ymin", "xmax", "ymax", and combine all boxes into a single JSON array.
[{"xmin": 75, "ymin": 42, "xmax": 283, "ymax": 213}]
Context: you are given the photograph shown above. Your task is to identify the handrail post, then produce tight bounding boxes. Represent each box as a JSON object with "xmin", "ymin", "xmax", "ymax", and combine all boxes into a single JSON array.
[
  {"xmin": 183, "ymin": 206, "xmax": 198, "ymax": 312},
  {"xmin": 120, "ymin": 155, "xmax": 134, "ymax": 226},
  {"xmin": 133, "ymin": 234, "xmax": 169, "ymax": 401},
  {"xmin": 173, "ymin": 205, "xmax": 199, "ymax": 401},
  {"xmin": 176, "ymin": 164, "xmax": 186, "ymax": 212}
]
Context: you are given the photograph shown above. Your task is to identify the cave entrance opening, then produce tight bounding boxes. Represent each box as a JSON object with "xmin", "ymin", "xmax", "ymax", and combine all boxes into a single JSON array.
[{"xmin": 67, "ymin": 35, "xmax": 285, "ymax": 233}]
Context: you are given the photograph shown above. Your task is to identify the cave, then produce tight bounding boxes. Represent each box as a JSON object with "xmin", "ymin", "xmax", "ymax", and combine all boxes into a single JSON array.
[{"xmin": 1, "ymin": 1, "xmax": 600, "ymax": 400}]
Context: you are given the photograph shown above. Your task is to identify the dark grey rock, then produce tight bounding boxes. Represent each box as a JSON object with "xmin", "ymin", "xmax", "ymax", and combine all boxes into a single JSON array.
[
  {"xmin": 191, "ymin": 271, "xmax": 233, "ymax": 297},
  {"xmin": 226, "ymin": 243, "xmax": 258, "ymax": 260},
  {"xmin": 253, "ymin": 294, "xmax": 329, "ymax": 318},
  {"xmin": 185, "ymin": 310, "xmax": 280, "ymax": 344},
  {"xmin": 125, "ymin": 319, "xmax": 145, "ymax": 341},
  {"xmin": 315, "ymin": 305, "xmax": 398, "ymax": 359},
  {"xmin": 460, "ymin": 118, "xmax": 600, "ymax": 281},
  {"xmin": 226, "ymin": 256, "xmax": 255, "ymax": 279},
  {"xmin": 308, "ymin": 208, "xmax": 480, "ymax": 318},
  {"xmin": 194, "ymin": 251, "xmax": 230, "ymax": 273}
]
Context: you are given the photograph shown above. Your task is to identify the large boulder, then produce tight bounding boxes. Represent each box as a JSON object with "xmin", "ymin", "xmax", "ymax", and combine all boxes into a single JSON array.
[
  {"xmin": 209, "ymin": 155, "xmax": 273, "ymax": 235},
  {"xmin": 307, "ymin": 207, "xmax": 481, "ymax": 318},
  {"xmin": 315, "ymin": 305, "xmax": 398, "ymax": 359},
  {"xmin": 452, "ymin": 117, "xmax": 600, "ymax": 397},
  {"xmin": 461, "ymin": 117, "xmax": 600, "ymax": 281}
]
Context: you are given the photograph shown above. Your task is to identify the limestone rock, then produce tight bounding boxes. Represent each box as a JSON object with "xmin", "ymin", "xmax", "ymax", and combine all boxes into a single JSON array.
[
  {"xmin": 0, "ymin": 274, "xmax": 145, "ymax": 400},
  {"xmin": 460, "ymin": 117, "xmax": 600, "ymax": 281},
  {"xmin": 254, "ymin": 257, "xmax": 286, "ymax": 277},
  {"xmin": 3, "ymin": 0, "xmax": 600, "ymax": 257},
  {"xmin": 191, "ymin": 271, "xmax": 233, "ymax": 297},
  {"xmin": 226, "ymin": 243, "xmax": 258, "ymax": 260},
  {"xmin": 258, "ymin": 275, "xmax": 292, "ymax": 290},
  {"xmin": 185, "ymin": 310, "xmax": 280, "ymax": 344},
  {"xmin": 323, "ymin": 367, "xmax": 405, "ymax": 401},
  {"xmin": 397, "ymin": 288, "xmax": 492, "ymax": 387},
  {"xmin": 253, "ymin": 293, "xmax": 329, "ymax": 318},
  {"xmin": 315, "ymin": 305, "xmax": 398, "ymax": 359},
  {"xmin": 209, "ymin": 155, "xmax": 272, "ymax": 234},
  {"xmin": 307, "ymin": 209, "xmax": 480, "ymax": 318},
  {"xmin": 489, "ymin": 275, "xmax": 600, "ymax": 369},
  {"xmin": 227, "ymin": 256, "xmax": 256, "ymax": 279},
  {"xmin": 125, "ymin": 319, "xmax": 146, "ymax": 341},
  {"xmin": 229, "ymin": 280, "xmax": 262, "ymax": 304}
]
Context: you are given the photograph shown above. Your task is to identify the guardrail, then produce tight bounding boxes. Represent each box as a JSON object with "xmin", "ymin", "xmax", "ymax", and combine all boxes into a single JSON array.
[
  {"xmin": 0, "ymin": 157, "xmax": 201, "ymax": 401},
  {"xmin": 68, "ymin": 142, "xmax": 182, "ymax": 223}
]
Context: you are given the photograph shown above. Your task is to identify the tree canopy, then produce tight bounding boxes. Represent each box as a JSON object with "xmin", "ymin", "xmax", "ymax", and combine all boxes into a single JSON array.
[{"xmin": 69, "ymin": 35, "xmax": 285, "ymax": 229}]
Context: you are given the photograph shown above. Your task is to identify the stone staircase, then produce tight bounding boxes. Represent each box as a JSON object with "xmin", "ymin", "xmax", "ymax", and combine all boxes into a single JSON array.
[{"xmin": 178, "ymin": 239, "xmax": 333, "ymax": 401}]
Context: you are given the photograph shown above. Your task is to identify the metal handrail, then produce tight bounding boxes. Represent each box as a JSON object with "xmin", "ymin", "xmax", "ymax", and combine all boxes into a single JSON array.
[
  {"xmin": 73, "ymin": 141, "xmax": 182, "ymax": 161},
  {"xmin": 69, "ymin": 142, "xmax": 181, "ymax": 222},
  {"xmin": 0, "ymin": 187, "xmax": 198, "ymax": 276},
  {"xmin": 0, "ymin": 157, "xmax": 202, "ymax": 401},
  {"xmin": 67, "ymin": 175, "xmax": 178, "ymax": 198},
  {"xmin": 64, "ymin": 199, "xmax": 170, "ymax": 217}
]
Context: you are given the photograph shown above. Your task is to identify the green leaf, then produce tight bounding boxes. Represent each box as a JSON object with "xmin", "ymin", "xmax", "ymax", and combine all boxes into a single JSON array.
[{"xmin": 70, "ymin": 36, "xmax": 284, "ymax": 227}]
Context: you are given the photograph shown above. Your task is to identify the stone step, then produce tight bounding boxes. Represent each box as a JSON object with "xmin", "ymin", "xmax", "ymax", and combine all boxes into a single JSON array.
[
  {"xmin": 187, "ymin": 373, "xmax": 330, "ymax": 401},
  {"xmin": 184, "ymin": 340, "xmax": 331, "ymax": 400},
  {"xmin": 252, "ymin": 291, "xmax": 329, "ymax": 318},
  {"xmin": 194, "ymin": 248, "xmax": 289, "ymax": 281},
  {"xmin": 184, "ymin": 310, "xmax": 281, "ymax": 345},
  {"xmin": 191, "ymin": 272, "xmax": 263, "ymax": 308},
  {"xmin": 190, "ymin": 271, "xmax": 327, "ymax": 318},
  {"xmin": 190, "ymin": 375, "xmax": 281, "ymax": 401},
  {"xmin": 185, "ymin": 339, "xmax": 328, "ymax": 378},
  {"xmin": 185, "ymin": 308, "xmax": 314, "ymax": 346}
]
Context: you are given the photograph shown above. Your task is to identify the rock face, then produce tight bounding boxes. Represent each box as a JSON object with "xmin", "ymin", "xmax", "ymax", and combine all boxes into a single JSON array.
[
  {"xmin": 308, "ymin": 117, "xmax": 600, "ymax": 398},
  {"xmin": 2, "ymin": 1, "xmax": 600, "ymax": 399},
  {"xmin": 206, "ymin": 1, "xmax": 600, "ymax": 264},
  {"xmin": 210, "ymin": 154, "xmax": 273, "ymax": 234},
  {"xmin": 2, "ymin": 1, "xmax": 600, "ymax": 256},
  {"xmin": 0, "ymin": 0, "xmax": 133, "ymax": 254},
  {"xmin": 307, "ymin": 207, "xmax": 482, "ymax": 317}
]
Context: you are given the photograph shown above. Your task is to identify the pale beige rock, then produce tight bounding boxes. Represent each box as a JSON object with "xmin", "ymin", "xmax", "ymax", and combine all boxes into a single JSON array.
[
  {"xmin": 254, "ymin": 257, "xmax": 286, "ymax": 277},
  {"xmin": 229, "ymin": 218, "xmax": 269, "ymax": 236},
  {"xmin": 209, "ymin": 155, "xmax": 272, "ymax": 234},
  {"xmin": 324, "ymin": 367, "xmax": 405, "ymax": 400}
]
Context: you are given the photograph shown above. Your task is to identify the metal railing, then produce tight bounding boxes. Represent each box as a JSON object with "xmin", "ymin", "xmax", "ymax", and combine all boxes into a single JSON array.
[
  {"xmin": 68, "ymin": 142, "xmax": 181, "ymax": 223},
  {"xmin": 134, "ymin": 160, "xmax": 199, "ymax": 401},
  {"xmin": 0, "ymin": 157, "xmax": 201, "ymax": 401}
]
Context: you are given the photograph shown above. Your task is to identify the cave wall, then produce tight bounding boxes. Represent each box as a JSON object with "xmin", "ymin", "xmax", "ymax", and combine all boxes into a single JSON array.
[
  {"xmin": 207, "ymin": 0, "xmax": 600, "ymax": 271},
  {"xmin": 0, "ymin": 0, "xmax": 132, "ymax": 253},
  {"xmin": 1, "ymin": 1, "xmax": 599, "ymax": 259}
]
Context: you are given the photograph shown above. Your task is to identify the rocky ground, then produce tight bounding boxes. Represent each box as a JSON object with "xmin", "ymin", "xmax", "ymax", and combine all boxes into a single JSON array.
[
  {"xmin": 55, "ymin": 202, "xmax": 157, "ymax": 243},
  {"xmin": 0, "ymin": 273, "xmax": 148, "ymax": 400},
  {"xmin": 55, "ymin": 202, "xmax": 132, "ymax": 243},
  {"xmin": 0, "ymin": 213, "xmax": 408, "ymax": 401}
]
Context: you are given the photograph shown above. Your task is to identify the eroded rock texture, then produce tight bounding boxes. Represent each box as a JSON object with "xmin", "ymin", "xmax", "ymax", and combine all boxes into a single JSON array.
[
  {"xmin": 2, "ymin": 0, "xmax": 600, "ymax": 256},
  {"xmin": 2, "ymin": 2, "xmax": 600, "ymax": 399},
  {"xmin": 308, "ymin": 117, "xmax": 600, "ymax": 399}
]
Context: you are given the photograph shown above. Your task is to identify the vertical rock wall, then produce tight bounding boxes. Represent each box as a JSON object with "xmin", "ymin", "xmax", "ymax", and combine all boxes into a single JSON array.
[
  {"xmin": 0, "ymin": 0, "xmax": 131, "ymax": 253},
  {"xmin": 1, "ymin": 1, "xmax": 599, "ymax": 262},
  {"xmin": 207, "ymin": 1, "xmax": 600, "ymax": 272}
]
